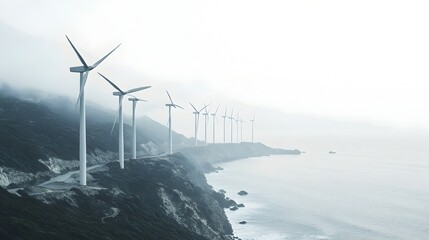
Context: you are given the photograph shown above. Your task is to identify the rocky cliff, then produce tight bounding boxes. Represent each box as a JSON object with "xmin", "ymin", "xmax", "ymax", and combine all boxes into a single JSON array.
[{"xmin": 1, "ymin": 154, "xmax": 234, "ymax": 240}]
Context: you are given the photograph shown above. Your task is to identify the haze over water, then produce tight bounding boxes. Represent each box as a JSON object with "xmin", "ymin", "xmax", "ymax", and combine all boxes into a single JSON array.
[{"xmin": 207, "ymin": 140, "xmax": 429, "ymax": 240}]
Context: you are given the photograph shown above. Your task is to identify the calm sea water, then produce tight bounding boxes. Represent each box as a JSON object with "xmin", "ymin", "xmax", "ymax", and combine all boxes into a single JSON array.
[{"xmin": 206, "ymin": 151, "xmax": 429, "ymax": 240}]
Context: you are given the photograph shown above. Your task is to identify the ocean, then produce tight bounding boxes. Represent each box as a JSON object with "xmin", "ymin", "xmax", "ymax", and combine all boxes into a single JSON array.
[{"xmin": 206, "ymin": 151, "xmax": 429, "ymax": 240}]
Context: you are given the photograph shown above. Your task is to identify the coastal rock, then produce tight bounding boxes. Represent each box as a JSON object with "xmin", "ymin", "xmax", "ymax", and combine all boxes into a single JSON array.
[
  {"xmin": 237, "ymin": 203, "xmax": 245, "ymax": 208},
  {"xmin": 237, "ymin": 190, "xmax": 248, "ymax": 196},
  {"xmin": 230, "ymin": 206, "xmax": 239, "ymax": 211},
  {"xmin": 218, "ymin": 189, "xmax": 226, "ymax": 194}
]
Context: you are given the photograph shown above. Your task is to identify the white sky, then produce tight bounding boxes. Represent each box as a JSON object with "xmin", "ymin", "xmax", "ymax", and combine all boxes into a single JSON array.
[{"xmin": 1, "ymin": 0, "xmax": 428, "ymax": 149}]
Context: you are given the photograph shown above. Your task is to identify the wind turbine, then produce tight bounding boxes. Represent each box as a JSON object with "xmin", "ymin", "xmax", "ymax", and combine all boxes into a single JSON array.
[
  {"xmin": 66, "ymin": 35, "xmax": 120, "ymax": 186},
  {"xmin": 166, "ymin": 91, "xmax": 184, "ymax": 155},
  {"xmin": 99, "ymin": 72, "xmax": 151, "ymax": 169},
  {"xmin": 250, "ymin": 113, "xmax": 256, "ymax": 143},
  {"xmin": 221, "ymin": 107, "xmax": 228, "ymax": 143},
  {"xmin": 240, "ymin": 117, "xmax": 245, "ymax": 143},
  {"xmin": 228, "ymin": 108, "xmax": 234, "ymax": 143},
  {"xmin": 190, "ymin": 103, "xmax": 209, "ymax": 146},
  {"xmin": 128, "ymin": 96, "xmax": 147, "ymax": 159},
  {"xmin": 235, "ymin": 112, "xmax": 240, "ymax": 143},
  {"xmin": 211, "ymin": 105, "xmax": 220, "ymax": 144},
  {"xmin": 202, "ymin": 104, "xmax": 211, "ymax": 145}
]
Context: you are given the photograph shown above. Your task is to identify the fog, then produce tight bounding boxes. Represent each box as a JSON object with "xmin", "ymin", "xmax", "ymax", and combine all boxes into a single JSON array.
[{"xmin": 1, "ymin": 0, "xmax": 428, "ymax": 150}]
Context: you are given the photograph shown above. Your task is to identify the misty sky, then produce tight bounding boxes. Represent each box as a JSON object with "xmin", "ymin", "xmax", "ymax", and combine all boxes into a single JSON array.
[{"xmin": 1, "ymin": 0, "xmax": 428, "ymax": 150}]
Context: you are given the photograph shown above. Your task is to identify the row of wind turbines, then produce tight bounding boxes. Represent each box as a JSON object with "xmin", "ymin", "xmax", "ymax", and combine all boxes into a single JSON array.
[
  {"xmin": 188, "ymin": 103, "xmax": 255, "ymax": 146},
  {"xmin": 66, "ymin": 36, "xmax": 255, "ymax": 186}
]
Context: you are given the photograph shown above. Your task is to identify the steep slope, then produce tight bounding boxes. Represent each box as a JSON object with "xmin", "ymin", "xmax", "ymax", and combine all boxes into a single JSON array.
[{"xmin": 1, "ymin": 154, "xmax": 233, "ymax": 240}]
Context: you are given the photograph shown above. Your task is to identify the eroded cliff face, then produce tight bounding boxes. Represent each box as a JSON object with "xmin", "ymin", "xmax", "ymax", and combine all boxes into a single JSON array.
[{"xmin": 3, "ymin": 154, "xmax": 233, "ymax": 240}]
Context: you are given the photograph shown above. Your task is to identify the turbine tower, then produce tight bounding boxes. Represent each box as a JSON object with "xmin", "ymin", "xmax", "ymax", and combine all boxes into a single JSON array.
[
  {"xmin": 211, "ymin": 105, "xmax": 220, "ymax": 144},
  {"xmin": 202, "ymin": 104, "xmax": 211, "ymax": 145},
  {"xmin": 166, "ymin": 91, "xmax": 184, "ymax": 155},
  {"xmin": 228, "ymin": 108, "xmax": 234, "ymax": 143},
  {"xmin": 190, "ymin": 103, "xmax": 208, "ymax": 146},
  {"xmin": 66, "ymin": 35, "xmax": 120, "ymax": 186},
  {"xmin": 221, "ymin": 107, "xmax": 228, "ymax": 143},
  {"xmin": 128, "ymin": 96, "xmax": 147, "ymax": 159},
  {"xmin": 240, "ymin": 118, "xmax": 245, "ymax": 143},
  {"xmin": 250, "ymin": 113, "xmax": 255, "ymax": 143},
  {"xmin": 235, "ymin": 112, "xmax": 240, "ymax": 143},
  {"xmin": 99, "ymin": 73, "xmax": 151, "ymax": 169}
]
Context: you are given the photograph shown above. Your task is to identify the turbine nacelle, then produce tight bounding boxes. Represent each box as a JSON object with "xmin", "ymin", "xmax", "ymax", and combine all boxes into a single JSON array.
[
  {"xmin": 70, "ymin": 66, "xmax": 91, "ymax": 73},
  {"xmin": 129, "ymin": 97, "xmax": 147, "ymax": 102}
]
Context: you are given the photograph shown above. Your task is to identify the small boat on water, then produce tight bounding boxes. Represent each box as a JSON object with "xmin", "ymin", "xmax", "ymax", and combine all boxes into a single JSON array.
[{"xmin": 329, "ymin": 151, "xmax": 336, "ymax": 154}]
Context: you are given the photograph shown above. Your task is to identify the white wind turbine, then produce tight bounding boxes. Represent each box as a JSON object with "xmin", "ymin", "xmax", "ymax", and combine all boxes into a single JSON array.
[
  {"xmin": 250, "ymin": 113, "xmax": 256, "ymax": 143},
  {"xmin": 166, "ymin": 91, "xmax": 184, "ymax": 155},
  {"xmin": 228, "ymin": 108, "xmax": 234, "ymax": 143},
  {"xmin": 128, "ymin": 96, "xmax": 148, "ymax": 159},
  {"xmin": 211, "ymin": 105, "xmax": 220, "ymax": 144},
  {"xmin": 190, "ymin": 103, "xmax": 208, "ymax": 146},
  {"xmin": 202, "ymin": 104, "xmax": 212, "ymax": 145},
  {"xmin": 66, "ymin": 35, "xmax": 120, "ymax": 186},
  {"xmin": 235, "ymin": 112, "xmax": 240, "ymax": 143},
  {"xmin": 240, "ymin": 117, "xmax": 245, "ymax": 143},
  {"xmin": 99, "ymin": 72, "xmax": 151, "ymax": 169},
  {"xmin": 221, "ymin": 107, "xmax": 228, "ymax": 143}
]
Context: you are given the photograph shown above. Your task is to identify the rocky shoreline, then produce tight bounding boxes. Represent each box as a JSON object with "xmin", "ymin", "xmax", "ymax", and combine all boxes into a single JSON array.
[{"xmin": 178, "ymin": 142, "xmax": 301, "ymax": 173}]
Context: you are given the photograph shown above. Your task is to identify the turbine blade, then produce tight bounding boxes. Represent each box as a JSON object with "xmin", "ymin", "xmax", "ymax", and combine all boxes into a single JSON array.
[
  {"xmin": 66, "ymin": 35, "xmax": 88, "ymax": 68},
  {"xmin": 214, "ymin": 105, "xmax": 220, "ymax": 115},
  {"xmin": 200, "ymin": 103, "xmax": 210, "ymax": 113},
  {"xmin": 125, "ymin": 86, "xmax": 151, "ymax": 94},
  {"xmin": 190, "ymin": 103, "xmax": 198, "ymax": 112},
  {"xmin": 110, "ymin": 96, "xmax": 124, "ymax": 134},
  {"xmin": 224, "ymin": 106, "xmax": 227, "ymax": 116},
  {"xmin": 74, "ymin": 71, "xmax": 89, "ymax": 110},
  {"xmin": 98, "ymin": 72, "xmax": 124, "ymax": 93},
  {"xmin": 92, "ymin": 43, "xmax": 121, "ymax": 69},
  {"xmin": 174, "ymin": 104, "xmax": 184, "ymax": 110},
  {"xmin": 110, "ymin": 107, "xmax": 120, "ymax": 134},
  {"xmin": 166, "ymin": 90, "xmax": 174, "ymax": 105}
]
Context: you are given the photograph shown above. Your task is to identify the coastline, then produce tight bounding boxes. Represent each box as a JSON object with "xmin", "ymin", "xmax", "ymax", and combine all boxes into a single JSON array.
[{"xmin": 178, "ymin": 144, "xmax": 301, "ymax": 239}]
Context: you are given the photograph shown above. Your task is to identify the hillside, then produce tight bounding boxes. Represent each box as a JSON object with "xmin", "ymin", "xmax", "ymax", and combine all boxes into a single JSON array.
[{"xmin": 0, "ymin": 90, "xmax": 193, "ymax": 185}]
